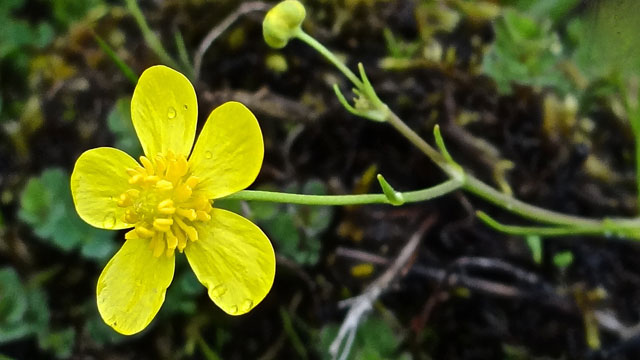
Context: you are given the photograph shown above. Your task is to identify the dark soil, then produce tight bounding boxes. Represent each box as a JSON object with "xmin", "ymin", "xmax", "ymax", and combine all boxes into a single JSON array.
[{"xmin": 2, "ymin": 1, "xmax": 640, "ymax": 359}]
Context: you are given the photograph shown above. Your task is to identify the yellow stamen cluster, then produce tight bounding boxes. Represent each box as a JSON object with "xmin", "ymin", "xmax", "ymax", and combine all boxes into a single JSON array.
[{"xmin": 117, "ymin": 151, "xmax": 212, "ymax": 257}]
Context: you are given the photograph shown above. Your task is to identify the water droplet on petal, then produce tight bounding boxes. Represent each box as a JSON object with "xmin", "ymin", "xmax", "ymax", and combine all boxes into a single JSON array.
[
  {"xmin": 241, "ymin": 299, "xmax": 253, "ymax": 312},
  {"xmin": 167, "ymin": 106, "xmax": 177, "ymax": 119},
  {"xmin": 210, "ymin": 284, "xmax": 227, "ymax": 298},
  {"xmin": 229, "ymin": 305, "xmax": 238, "ymax": 314},
  {"xmin": 204, "ymin": 151, "xmax": 213, "ymax": 159},
  {"xmin": 103, "ymin": 213, "xmax": 117, "ymax": 229}
]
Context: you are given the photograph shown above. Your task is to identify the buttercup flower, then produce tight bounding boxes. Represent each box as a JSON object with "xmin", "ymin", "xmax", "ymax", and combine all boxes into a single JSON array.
[{"xmin": 71, "ymin": 65, "xmax": 275, "ymax": 335}]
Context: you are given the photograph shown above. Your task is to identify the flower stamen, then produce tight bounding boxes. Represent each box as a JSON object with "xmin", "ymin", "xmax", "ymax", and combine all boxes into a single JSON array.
[{"xmin": 116, "ymin": 152, "xmax": 213, "ymax": 257}]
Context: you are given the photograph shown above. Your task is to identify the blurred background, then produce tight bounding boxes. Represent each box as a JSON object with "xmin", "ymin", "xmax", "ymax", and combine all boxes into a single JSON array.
[{"xmin": 2, "ymin": 0, "xmax": 640, "ymax": 358}]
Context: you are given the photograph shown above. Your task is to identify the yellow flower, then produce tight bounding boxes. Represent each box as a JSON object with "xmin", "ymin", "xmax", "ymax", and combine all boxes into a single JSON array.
[{"xmin": 70, "ymin": 65, "xmax": 275, "ymax": 335}]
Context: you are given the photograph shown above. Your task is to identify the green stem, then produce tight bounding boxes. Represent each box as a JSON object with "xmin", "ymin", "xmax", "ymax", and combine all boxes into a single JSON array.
[
  {"xmin": 615, "ymin": 75, "xmax": 640, "ymax": 213},
  {"xmin": 124, "ymin": 0, "xmax": 180, "ymax": 70},
  {"xmin": 464, "ymin": 176, "xmax": 598, "ymax": 226},
  {"xmin": 385, "ymin": 109, "xmax": 602, "ymax": 227},
  {"xmin": 634, "ymin": 128, "xmax": 640, "ymax": 212},
  {"xmin": 294, "ymin": 30, "xmax": 610, "ymax": 228},
  {"xmin": 295, "ymin": 30, "xmax": 363, "ymax": 89},
  {"xmin": 92, "ymin": 32, "xmax": 138, "ymax": 85},
  {"xmin": 477, "ymin": 211, "xmax": 606, "ymax": 237},
  {"xmin": 223, "ymin": 179, "xmax": 462, "ymax": 205}
]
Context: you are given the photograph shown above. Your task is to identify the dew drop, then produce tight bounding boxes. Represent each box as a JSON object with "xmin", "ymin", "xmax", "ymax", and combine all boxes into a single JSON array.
[
  {"xmin": 103, "ymin": 212, "xmax": 117, "ymax": 229},
  {"xmin": 167, "ymin": 106, "xmax": 177, "ymax": 119},
  {"xmin": 210, "ymin": 284, "xmax": 227, "ymax": 298},
  {"xmin": 241, "ymin": 299, "xmax": 253, "ymax": 312},
  {"xmin": 204, "ymin": 151, "xmax": 213, "ymax": 159},
  {"xmin": 229, "ymin": 305, "xmax": 238, "ymax": 314}
]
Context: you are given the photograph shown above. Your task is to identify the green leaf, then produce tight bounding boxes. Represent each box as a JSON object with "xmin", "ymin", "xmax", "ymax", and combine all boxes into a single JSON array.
[
  {"xmin": 525, "ymin": 235, "xmax": 542, "ymax": 264},
  {"xmin": 265, "ymin": 212, "xmax": 301, "ymax": 259},
  {"xmin": 86, "ymin": 312, "xmax": 126, "ymax": 346},
  {"xmin": 483, "ymin": 8, "xmax": 570, "ymax": 94},
  {"xmin": 0, "ymin": 20, "xmax": 33, "ymax": 58},
  {"xmin": 80, "ymin": 231, "xmax": 117, "ymax": 262},
  {"xmin": 318, "ymin": 315, "xmax": 403, "ymax": 360},
  {"xmin": 259, "ymin": 180, "xmax": 331, "ymax": 266},
  {"xmin": 38, "ymin": 327, "xmax": 75, "ymax": 359},
  {"xmin": 248, "ymin": 184, "xmax": 281, "ymax": 221},
  {"xmin": 213, "ymin": 198, "xmax": 244, "ymax": 214},
  {"xmin": 161, "ymin": 268, "xmax": 204, "ymax": 316},
  {"xmin": 24, "ymin": 288, "xmax": 50, "ymax": 337},
  {"xmin": 19, "ymin": 168, "xmax": 116, "ymax": 262},
  {"xmin": 0, "ymin": 268, "xmax": 28, "ymax": 330},
  {"xmin": 0, "ymin": 0, "xmax": 24, "ymax": 15},
  {"xmin": 573, "ymin": 0, "xmax": 640, "ymax": 78},
  {"xmin": 33, "ymin": 23, "xmax": 54, "ymax": 49},
  {"xmin": 0, "ymin": 269, "xmax": 51, "ymax": 344},
  {"xmin": 552, "ymin": 251, "xmax": 574, "ymax": 269},
  {"xmin": 301, "ymin": 180, "xmax": 333, "ymax": 235},
  {"xmin": 51, "ymin": 0, "xmax": 103, "ymax": 29}
]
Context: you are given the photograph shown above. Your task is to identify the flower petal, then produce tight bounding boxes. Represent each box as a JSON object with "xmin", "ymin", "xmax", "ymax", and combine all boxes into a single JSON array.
[
  {"xmin": 189, "ymin": 101, "xmax": 264, "ymax": 199},
  {"xmin": 185, "ymin": 208, "xmax": 275, "ymax": 315},
  {"xmin": 97, "ymin": 237, "xmax": 175, "ymax": 335},
  {"xmin": 71, "ymin": 147, "xmax": 139, "ymax": 230},
  {"xmin": 131, "ymin": 65, "xmax": 197, "ymax": 158}
]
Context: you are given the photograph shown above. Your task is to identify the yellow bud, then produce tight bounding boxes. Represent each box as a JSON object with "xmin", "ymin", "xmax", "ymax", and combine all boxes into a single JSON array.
[{"xmin": 263, "ymin": 0, "xmax": 306, "ymax": 49}]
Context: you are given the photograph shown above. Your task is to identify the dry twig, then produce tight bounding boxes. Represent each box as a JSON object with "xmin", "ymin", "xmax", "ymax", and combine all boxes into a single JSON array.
[
  {"xmin": 329, "ymin": 216, "xmax": 437, "ymax": 360},
  {"xmin": 194, "ymin": 1, "xmax": 271, "ymax": 79}
]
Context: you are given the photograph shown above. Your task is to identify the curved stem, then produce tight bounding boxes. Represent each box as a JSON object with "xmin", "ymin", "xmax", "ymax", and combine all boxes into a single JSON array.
[
  {"xmin": 295, "ymin": 30, "xmax": 363, "ymax": 89},
  {"xmin": 124, "ymin": 0, "xmax": 180, "ymax": 71},
  {"xmin": 222, "ymin": 179, "xmax": 462, "ymax": 206},
  {"xmin": 385, "ymin": 110, "xmax": 602, "ymax": 227},
  {"xmin": 294, "ymin": 30, "xmax": 611, "ymax": 228}
]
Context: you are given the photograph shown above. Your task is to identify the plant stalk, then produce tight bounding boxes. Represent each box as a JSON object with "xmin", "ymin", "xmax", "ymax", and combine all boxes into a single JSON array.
[{"xmin": 223, "ymin": 179, "xmax": 462, "ymax": 205}]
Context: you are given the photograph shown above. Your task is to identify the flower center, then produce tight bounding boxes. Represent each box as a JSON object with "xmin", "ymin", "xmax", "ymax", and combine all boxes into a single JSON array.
[{"xmin": 117, "ymin": 151, "xmax": 212, "ymax": 257}]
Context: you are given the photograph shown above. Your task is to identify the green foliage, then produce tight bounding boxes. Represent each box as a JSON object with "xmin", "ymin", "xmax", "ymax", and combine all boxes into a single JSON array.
[
  {"xmin": 162, "ymin": 265, "xmax": 205, "ymax": 316},
  {"xmin": 0, "ymin": 267, "xmax": 74, "ymax": 359},
  {"xmin": 216, "ymin": 180, "xmax": 333, "ymax": 266},
  {"xmin": 261, "ymin": 180, "xmax": 332, "ymax": 266},
  {"xmin": 502, "ymin": 0, "xmax": 580, "ymax": 24},
  {"xmin": 86, "ymin": 312, "xmax": 126, "ymax": 346},
  {"xmin": 553, "ymin": 251, "xmax": 574, "ymax": 269},
  {"xmin": 0, "ymin": 0, "xmax": 102, "ymax": 125},
  {"xmin": 51, "ymin": 0, "xmax": 103, "ymax": 29},
  {"xmin": 0, "ymin": 0, "xmax": 53, "ymax": 123},
  {"xmin": 38, "ymin": 327, "xmax": 76, "ymax": 359},
  {"xmin": 0, "ymin": 268, "xmax": 32, "ymax": 343},
  {"xmin": 571, "ymin": 0, "xmax": 640, "ymax": 79},
  {"xmin": 383, "ymin": 28, "xmax": 420, "ymax": 60},
  {"xmin": 482, "ymin": 8, "xmax": 568, "ymax": 94},
  {"xmin": 0, "ymin": 0, "xmax": 53, "ymax": 59},
  {"xmin": 107, "ymin": 97, "xmax": 143, "ymax": 157},
  {"xmin": 318, "ymin": 315, "xmax": 409, "ymax": 360},
  {"xmin": 484, "ymin": 0, "xmax": 640, "ymax": 96},
  {"xmin": 525, "ymin": 235, "xmax": 542, "ymax": 264},
  {"xmin": 19, "ymin": 168, "xmax": 116, "ymax": 262}
]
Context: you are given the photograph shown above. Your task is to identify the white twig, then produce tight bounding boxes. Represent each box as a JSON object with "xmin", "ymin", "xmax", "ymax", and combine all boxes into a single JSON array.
[
  {"xmin": 194, "ymin": 1, "xmax": 270, "ymax": 79},
  {"xmin": 329, "ymin": 216, "xmax": 436, "ymax": 360}
]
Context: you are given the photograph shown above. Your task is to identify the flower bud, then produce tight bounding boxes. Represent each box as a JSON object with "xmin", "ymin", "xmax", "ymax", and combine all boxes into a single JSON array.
[{"xmin": 262, "ymin": 0, "xmax": 306, "ymax": 49}]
